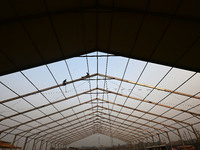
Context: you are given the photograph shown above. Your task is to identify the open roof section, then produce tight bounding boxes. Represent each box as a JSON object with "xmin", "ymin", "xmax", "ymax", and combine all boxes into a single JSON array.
[{"xmin": 0, "ymin": 51, "xmax": 200, "ymax": 148}]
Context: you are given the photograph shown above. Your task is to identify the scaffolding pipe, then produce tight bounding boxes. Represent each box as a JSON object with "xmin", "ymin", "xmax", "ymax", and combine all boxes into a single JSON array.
[
  {"xmin": 99, "ymin": 73, "xmax": 200, "ymax": 100},
  {"xmin": 166, "ymin": 132, "xmax": 172, "ymax": 150},
  {"xmin": 143, "ymin": 139, "xmax": 146, "ymax": 149},
  {"xmin": 23, "ymin": 137, "xmax": 28, "ymax": 150},
  {"xmin": 177, "ymin": 129, "xmax": 185, "ymax": 150},
  {"xmin": 146, "ymin": 137, "xmax": 150, "ymax": 147},
  {"xmin": 187, "ymin": 128, "xmax": 193, "ymax": 144},
  {"xmin": 139, "ymin": 140, "xmax": 142, "ymax": 150},
  {"xmin": 32, "ymin": 139, "xmax": 36, "ymax": 150},
  {"xmin": 12, "ymin": 135, "xmax": 17, "ymax": 145},
  {"xmin": 152, "ymin": 136, "xmax": 155, "ymax": 146},
  {"xmin": 191, "ymin": 125, "xmax": 200, "ymax": 146},
  {"xmin": 39, "ymin": 140, "xmax": 43, "ymax": 150},
  {"xmin": 158, "ymin": 134, "xmax": 162, "ymax": 145},
  {"xmin": 45, "ymin": 141, "xmax": 48, "ymax": 150}
]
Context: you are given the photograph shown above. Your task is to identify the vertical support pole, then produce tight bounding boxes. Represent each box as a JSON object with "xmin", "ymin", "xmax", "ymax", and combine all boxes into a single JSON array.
[
  {"xmin": 135, "ymin": 142, "xmax": 136, "ymax": 150},
  {"xmin": 54, "ymin": 142, "xmax": 56, "ymax": 149},
  {"xmin": 162, "ymin": 136, "xmax": 166, "ymax": 144},
  {"xmin": 34, "ymin": 139, "xmax": 39, "ymax": 150},
  {"xmin": 146, "ymin": 137, "xmax": 150, "ymax": 146},
  {"xmin": 131, "ymin": 142, "xmax": 132, "ymax": 150},
  {"xmin": 23, "ymin": 137, "xmax": 28, "ymax": 150},
  {"xmin": 131, "ymin": 142, "xmax": 133, "ymax": 150},
  {"xmin": 187, "ymin": 129, "xmax": 193, "ymax": 144},
  {"xmin": 166, "ymin": 132, "xmax": 172, "ymax": 150},
  {"xmin": 45, "ymin": 141, "xmax": 48, "ymax": 150},
  {"xmin": 50, "ymin": 142, "xmax": 53, "ymax": 150},
  {"xmin": 133, "ymin": 142, "xmax": 136, "ymax": 150},
  {"xmin": 142, "ymin": 139, "xmax": 146, "ymax": 149},
  {"xmin": 32, "ymin": 139, "xmax": 36, "ymax": 150},
  {"xmin": 139, "ymin": 140, "xmax": 142, "ymax": 150},
  {"xmin": 152, "ymin": 136, "xmax": 155, "ymax": 146},
  {"xmin": 183, "ymin": 130, "xmax": 189, "ymax": 144},
  {"xmin": 12, "ymin": 135, "xmax": 17, "ymax": 145},
  {"xmin": 138, "ymin": 141, "xmax": 140, "ymax": 150},
  {"xmin": 158, "ymin": 134, "xmax": 162, "ymax": 145},
  {"xmin": 137, "ymin": 142, "xmax": 139, "ymax": 150},
  {"xmin": 177, "ymin": 129, "xmax": 185, "ymax": 149},
  {"xmin": 191, "ymin": 125, "xmax": 200, "ymax": 145},
  {"xmin": 39, "ymin": 140, "xmax": 43, "ymax": 150},
  {"xmin": 53, "ymin": 143, "xmax": 55, "ymax": 149}
]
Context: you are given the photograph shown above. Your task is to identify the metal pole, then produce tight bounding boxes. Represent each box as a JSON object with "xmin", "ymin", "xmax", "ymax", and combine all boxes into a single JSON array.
[
  {"xmin": 143, "ymin": 139, "xmax": 146, "ymax": 149},
  {"xmin": 152, "ymin": 136, "xmax": 155, "ymax": 146},
  {"xmin": 187, "ymin": 128, "xmax": 193, "ymax": 144},
  {"xmin": 39, "ymin": 140, "xmax": 43, "ymax": 150},
  {"xmin": 50, "ymin": 142, "xmax": 53, "ymax": 150},
  {"xmin": 45, "ymin": 141, "xmax": 48, "ymax": 150},
  {"xmin": 23, "ymin": 137, "xmax": 28, "ymax": 150},
  {"xmin": 12, "ymin": 135, "xmax": 17, "ymax": 145},
  {"xmin": 146, "ymin": 137, "xmax": 150, "ymax": 147},
  {"xmin": 191, "ymin": 125, "xmax": 200, "ymax": 146},
  {"xmin": 183, "ymin": 130, "xmax": 189, "ymax": 144},
  {"xmin": 166, "ymin": 132, "xmax": 172, "ymax": 150},
  {"xmin": 158, "ymin": 134, "xmax": 162, "ymax": 145},
  {"xmin": 32, "ymin": 139, "xmax": 36, "ymax": 150},
  {"xmin": 177, "ymin": 129, "xmax": 185, "ymax": 150},
  {"xmin": 54, "ymin": 143, "xmax": 57, "ymax": 149},
  {"xmin": 34, "ymin": 139, "xmax": 39, "ymax": 150},
  {"xmin": 131, "ymin": 142, "xmax": 134, "ymax": 150},
  {"xmin": 139, "ymin": 140, "xmax": 142, "ymax": 150},
  {"xmin": 137, "ymin": 142, "xmax": 139, "ymax": 150}
]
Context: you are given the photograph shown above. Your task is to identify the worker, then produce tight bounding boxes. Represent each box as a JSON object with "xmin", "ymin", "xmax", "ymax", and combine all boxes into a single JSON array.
[{"xmin": 62, "ymin": 79, "xmax": 67, "ymax": 85}]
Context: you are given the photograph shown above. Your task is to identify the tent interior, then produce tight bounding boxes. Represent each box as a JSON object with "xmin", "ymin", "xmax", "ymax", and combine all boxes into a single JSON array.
[{"xmin": 0, "ymin": 0, "xmax": 200, "ymax": 150}]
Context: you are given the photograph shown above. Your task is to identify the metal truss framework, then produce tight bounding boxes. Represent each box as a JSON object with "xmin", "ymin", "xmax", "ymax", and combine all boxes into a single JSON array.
[{"xmin": 0, "ymin": 73, "xmax": 200, "ymax": 149}]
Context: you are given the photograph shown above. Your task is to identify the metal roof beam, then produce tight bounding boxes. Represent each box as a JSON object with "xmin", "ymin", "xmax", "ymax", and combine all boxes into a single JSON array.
[
  {"xmin": 98, "ymin": 88, "xmax": 200, "ymax": 117},
  {"xmin": 0, "ymin": 99, "xmax": 96, "ymax": 133},
  {"xmin": 0, "ymin": 73, "xmax": 98, "ymax": 104},
  {"xmin": 97, "ymin": 98, "xmax": 191, "ymax": 126},
  {"xmin": 98, "ymin": 105, "xmax": 177, "ymax": 130},
  {"xmin": 98, "ymin": 73, "xmax": 200, "ymax": 100}
]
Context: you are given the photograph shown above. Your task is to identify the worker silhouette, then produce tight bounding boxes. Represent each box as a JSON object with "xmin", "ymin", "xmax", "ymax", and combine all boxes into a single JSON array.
[
  {"xmin": 62, "ymin": 79, "xmax": 67, "ymax": 85},
  {"xmin": 82, "ymin": 72, "xmax": 89, "ymax": 78}
]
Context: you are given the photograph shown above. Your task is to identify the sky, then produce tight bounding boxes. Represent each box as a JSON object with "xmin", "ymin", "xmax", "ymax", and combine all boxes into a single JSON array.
[{"xmin": 0, "ymin": 51, "xmax": 200, "ymax": 149}]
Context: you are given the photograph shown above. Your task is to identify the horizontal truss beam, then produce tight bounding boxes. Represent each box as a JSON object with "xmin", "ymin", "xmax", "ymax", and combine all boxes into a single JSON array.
[{"xmin": 98, "ymin": 88, "xmax": 200, "ymax": 117}]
